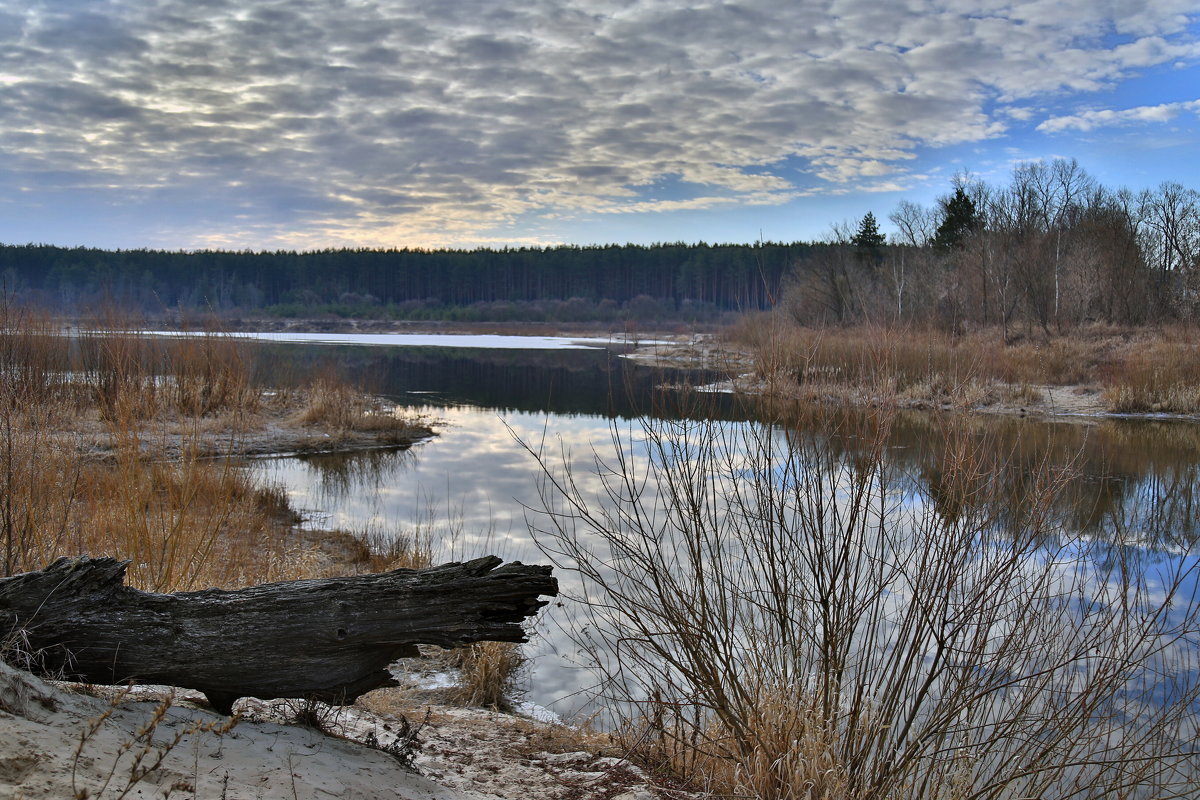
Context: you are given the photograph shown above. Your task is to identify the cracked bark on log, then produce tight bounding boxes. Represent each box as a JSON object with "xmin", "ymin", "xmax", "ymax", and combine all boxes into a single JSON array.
[{"xmin": 0, "ymin": 555, "xmax": 557, "ymax": 714}]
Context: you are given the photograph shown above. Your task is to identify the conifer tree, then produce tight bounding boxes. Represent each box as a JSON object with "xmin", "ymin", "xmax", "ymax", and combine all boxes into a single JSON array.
[
  {"xmin": 852, "ymin": 211, "xmax": 885, "ymax": 261},
  {"xmin": 933, "ymin": 186, "xmax": 979, "ymax": 251}
]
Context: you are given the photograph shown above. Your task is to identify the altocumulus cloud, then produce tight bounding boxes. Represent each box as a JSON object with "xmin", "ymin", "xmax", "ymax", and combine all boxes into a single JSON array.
[{"xmin": 0, "ymin": 0, "xmax": 1197, "ymax": 248}]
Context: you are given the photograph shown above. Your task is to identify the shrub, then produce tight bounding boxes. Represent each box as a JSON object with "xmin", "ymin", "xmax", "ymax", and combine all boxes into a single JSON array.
[{"xmin": 525, "ymin": 405, "xmax": 1200, "ymax": 799}]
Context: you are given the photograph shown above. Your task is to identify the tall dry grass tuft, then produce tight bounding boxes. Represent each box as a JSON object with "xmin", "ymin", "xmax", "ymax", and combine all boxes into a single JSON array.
[
  {"xmin": 295, "ymin": 376, "xmax": 364, "ymax": 431},
  {"xmin": 316, "ymin": 525, "xmax": 435, "ymax": 575},
  {"xmin": 164, "ymin": 325, "xmax": 260, "ymax": 418},
  {"xmin": 525, "ymin": 404, "xmax": 1200, "ymax": 799},
  {"xmin": 293, "ymin": 375, "xmax": 429, "ymax": 444},
  {"xmin": 448, "ymin": 641, "xmax": 526, "ymax": 711}
]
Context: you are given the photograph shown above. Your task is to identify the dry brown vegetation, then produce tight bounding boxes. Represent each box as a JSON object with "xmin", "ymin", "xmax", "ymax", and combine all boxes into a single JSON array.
[
  {"xmin": 289, "ymin": 374, "xmax": 429, "ymax": 442},
  {"xmin": 447, "ymin": 641, "xmax": 527, "ymax": 711},
  {"xmin": 0, "ymin": 304, "xmax": 430, "ymax": 592},
  {"xmin": 726, "ymin": 313, "xmax": 1200, "ymax": 415}
]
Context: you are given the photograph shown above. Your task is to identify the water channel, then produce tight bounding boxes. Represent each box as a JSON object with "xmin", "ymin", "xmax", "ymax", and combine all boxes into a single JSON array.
[{"xmin": 240, "ymin": 334, "xmax": 1200, "ymax": 722}]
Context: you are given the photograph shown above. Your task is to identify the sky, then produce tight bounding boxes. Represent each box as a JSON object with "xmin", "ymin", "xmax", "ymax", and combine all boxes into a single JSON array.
[{"xmin": 0, "ymin": 0, "xmax": 1197, "ymax": 251}]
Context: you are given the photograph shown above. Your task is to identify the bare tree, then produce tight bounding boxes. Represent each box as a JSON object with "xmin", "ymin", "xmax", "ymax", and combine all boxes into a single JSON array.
[
  {"xmin": 889, "ymin": 200, "xmax": 937, "ymax": 249},
  {"xmin": 887, "ymin": 201, "xmax": 939, "ymax": 321},
  {"xmin": 1143, "ymin": 182, "xmax": 1200, "ymax": 314}
]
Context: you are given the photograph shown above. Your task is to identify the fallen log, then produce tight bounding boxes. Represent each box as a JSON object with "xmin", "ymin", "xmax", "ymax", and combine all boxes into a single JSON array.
[{"xmin": 0, "ymin": 555, "xmax": 557, "ymax": 714}]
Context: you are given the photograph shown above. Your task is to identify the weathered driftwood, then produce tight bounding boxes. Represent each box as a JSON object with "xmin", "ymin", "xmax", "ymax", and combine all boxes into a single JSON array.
[{"xmin": 0, "ymin": 555, "xmax": 557, "ymax": 714}]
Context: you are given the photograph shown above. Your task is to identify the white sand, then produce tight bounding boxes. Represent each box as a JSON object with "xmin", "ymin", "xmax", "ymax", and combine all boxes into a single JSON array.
[
  {"xmin": 0, "ymin": 661, "xmax": 675, "ymax": 800},
  {"xmin": 0, "ymin": 661, "xmax": 463, "ymax": 799}
]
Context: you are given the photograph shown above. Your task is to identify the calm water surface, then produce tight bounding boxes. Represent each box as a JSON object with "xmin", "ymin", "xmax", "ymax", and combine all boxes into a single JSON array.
[{"xmin": 247, "ymin": 336, "xmax": 1200, "ymax": 718}]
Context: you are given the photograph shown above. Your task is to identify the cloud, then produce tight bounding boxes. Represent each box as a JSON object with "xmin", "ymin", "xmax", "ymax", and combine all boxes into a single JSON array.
[
  {"xmin": 0, "ymin": 0, "xmax": 1196, "ymax": 247},
  {"xmin": 1037, "ymin": 99, "xmax": 1200, "ymax": 132}
]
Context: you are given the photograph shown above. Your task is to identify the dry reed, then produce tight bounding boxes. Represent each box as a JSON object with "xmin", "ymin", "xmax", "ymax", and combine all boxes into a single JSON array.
[
  {"xmin": 0, "ymin": 307, "xmax": 422, "ymax": 591},
  {"xmin": 728, "ymin": 313, "xmax": 1200, "ymax": 414},
  {"xmin": 447, "ymin": 642, "xmax": 526, "ymax": 711}
]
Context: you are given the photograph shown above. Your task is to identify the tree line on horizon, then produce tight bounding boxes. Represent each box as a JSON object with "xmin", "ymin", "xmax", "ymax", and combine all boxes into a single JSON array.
[
  {"xmin": 0, "ymin": 157, "xmax": 1195, "ymax": 330},
  {"xmin": 0, "ymin": 240, "xmax": 809, "ymax": 323}
]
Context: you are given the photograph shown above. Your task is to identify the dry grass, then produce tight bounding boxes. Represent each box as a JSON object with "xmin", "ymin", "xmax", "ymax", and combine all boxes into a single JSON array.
[
  {"xmin": 0, "ymin": 306, "xmax": 428, "ymax": 592},
  {"xmin": 293, "ymin": 377, "xmax": 429, "ymax": 442},
  {"xmin": 620, "ymin": 689, "xmax": 855, "ymax": 799},
  {"xmin": 0, "ymin": 407, "xmax": 312, "ymax": 591},
  {"xmin": 317, "ymin": 526, "xmax": 436, "ymax": 575},
  {"xmin": 162, "ymin": 326, "xmax": 261, "ymax": 418},
  {"xmin": 727, "ymin": 313, "xmax": 1200, "ymax": 414},
  {"xmin": 447, "ymin": 642, "xmax": 526, "ymax": 711},
  {"xmin": 1099, "ymin": 336, "xmax": 1200, "ymax": 412}
]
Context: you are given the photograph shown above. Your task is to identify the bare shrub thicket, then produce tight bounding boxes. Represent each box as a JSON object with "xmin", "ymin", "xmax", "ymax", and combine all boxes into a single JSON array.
[{"xmin": 526, "ymin": 405, "xmax": 1200, "ymax": 799}]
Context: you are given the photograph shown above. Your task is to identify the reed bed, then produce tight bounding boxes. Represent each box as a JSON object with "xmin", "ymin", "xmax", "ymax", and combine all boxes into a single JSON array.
[
  {"xmin": 0, "ymin": 307, "xmax": 425, "ymax": 592},
  {"xmin": 727, "ymin": 313, "xmax": 1200, "ymax": 414}
]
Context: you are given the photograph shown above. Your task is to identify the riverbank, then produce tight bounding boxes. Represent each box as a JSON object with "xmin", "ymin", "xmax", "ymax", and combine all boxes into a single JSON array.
[{"xmin": 626, "ymin": 320, "xmax": 1200, "ymax": 422}]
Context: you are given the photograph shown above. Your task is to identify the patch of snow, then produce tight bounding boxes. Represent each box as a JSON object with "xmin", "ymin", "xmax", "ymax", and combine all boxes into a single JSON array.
[
  {"xmin": 139, "ymin": 330, "xmax": 637, "ymax": 350},
  {"xmin": 515, "ymin": 700, "xmax": 562, "ymax": 724},
  {"xmin": 412, "ymin": 670, "xmax": 458, "ymax": 690}
]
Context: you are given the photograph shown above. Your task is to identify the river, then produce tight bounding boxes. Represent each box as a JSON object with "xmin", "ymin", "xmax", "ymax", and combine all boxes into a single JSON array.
[{"xmin": 238, "ymin": 333, "xmax": 1200, "ymax": 725}]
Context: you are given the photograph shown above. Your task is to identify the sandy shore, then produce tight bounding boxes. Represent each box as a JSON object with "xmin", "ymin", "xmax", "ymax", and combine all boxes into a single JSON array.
[{"xmin": 0, "ymin": 660, "xmax": 673, "ymax": 800}]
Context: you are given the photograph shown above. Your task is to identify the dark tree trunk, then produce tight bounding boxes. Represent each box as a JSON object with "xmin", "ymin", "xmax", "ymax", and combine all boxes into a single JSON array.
[{"xmin": 0, "ymin": 556, "xmax": 557, "ymax": 714}]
